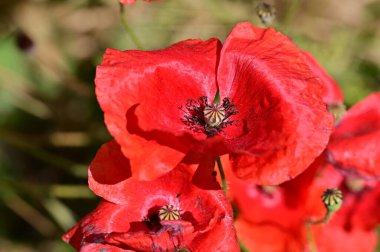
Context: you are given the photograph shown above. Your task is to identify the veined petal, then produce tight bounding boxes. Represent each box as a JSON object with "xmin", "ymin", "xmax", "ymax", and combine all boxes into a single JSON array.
[
  {"xmin": 301, "ymin": 51, "xmax": 343, "ymax": 105},
  {"xmin": 67, "ymin": 163, "xmax": 239, "ymax": 251},
  {"xmin": 217, "ymin": 22, "xmax": 334, "ymax": 185},
  {"xmin": 95, "ymin": 39, "xmax": 221, "ymax": 180}
]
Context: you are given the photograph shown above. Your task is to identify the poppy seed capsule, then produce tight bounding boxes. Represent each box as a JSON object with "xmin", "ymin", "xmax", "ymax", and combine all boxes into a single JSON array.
[
  {"xmin": 158, "ymin": 205, "xmax": 181, "ymax": 221},
  {"xmin": 321, "ymin": 188, "xmax": 343, "ymax": 212},
  {"xmin": 181, "ymin": 96, "xmax": 238, "ymax": 137},
  {"xmin": 204, "ymin": 103, "xmax": 226, "ymax": 127}
]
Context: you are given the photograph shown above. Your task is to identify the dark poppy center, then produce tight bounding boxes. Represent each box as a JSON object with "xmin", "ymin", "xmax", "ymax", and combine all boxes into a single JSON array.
[{"xmin": 180, "ymin": 96, "xmax": 238, "ymax": 137}]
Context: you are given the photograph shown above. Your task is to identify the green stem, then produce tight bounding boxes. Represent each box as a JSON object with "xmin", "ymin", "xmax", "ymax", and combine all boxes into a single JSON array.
[
  {"xmin": 119, "ymin": 3, "xmax": 144, "ymax": 50},
  {"xmin": 216, "ymin": 156, "xmax": 227, "ymax": 195},
  {"xmin": 309, "ymin": 210, "xmax": 332, "ymax": 225},
  {"xmin": 283, "ymin": 0, "xmax": 302, "ymax": 28},
  {"xmin": 306, "ymin": 223, "xmax": 318, "ymax": 252},
  {"xmin": 212, "ymin": 89, "xmax": 221, "ymax": 104},
  {"xmin": 239, "ymin": 238, "xmax": 250, "ymax": 252}
]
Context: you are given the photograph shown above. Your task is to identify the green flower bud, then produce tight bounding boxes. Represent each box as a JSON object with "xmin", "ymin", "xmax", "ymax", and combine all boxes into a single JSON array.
[
  {"xmin": 321, "ymin": 188, "xmax": 343, "ymax": 212},
  {"xmin": 345, "ymin": 178, "xmax": 364, "ymax": 193},
  {"xmin": 256, "ymin": 2, "xmax": 276, "ymax": 26},
  {"xmin": 327, "ymin": 102, "xmax": 346, "ymax": 125}
]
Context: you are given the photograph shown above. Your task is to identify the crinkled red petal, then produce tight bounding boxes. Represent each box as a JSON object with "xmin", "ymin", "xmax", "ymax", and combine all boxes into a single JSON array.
[
  {"xmin": 95, "ymin": 39, "xmax": 221, "ymax": 180},
  {"xmin": 105, "ymin": 220, "xmax": 195, "ymax": 251},
  {"xmin": 62, "ymin": 201, "xmax": 131, "ymax": 251},
  {"xmin": 88, "ymin": 141, "xmax": 220, "ymax": 203},
  {"xmin": 88, "ymin": 141, "xmax": 132, "ymax": 204},
  {"xmin": 301, "ymin": 51, "xmax": 343, "ymax": 105},
  {"xmin": 217, "ymin": 22, "xmax": 334, "ymax": 185},
  {"xmin": 328, "ymin": 93, "xmax": 380, "ymax": 177},
  {"xmin": 67, "ymin": 164, "xmax": 239, "ymax": 251}
]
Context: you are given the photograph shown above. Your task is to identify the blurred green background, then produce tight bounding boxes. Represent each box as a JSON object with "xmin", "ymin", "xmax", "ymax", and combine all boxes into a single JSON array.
[{"xmin": 0, "ymin": 0, "xmax": 379, "ymax": 251}]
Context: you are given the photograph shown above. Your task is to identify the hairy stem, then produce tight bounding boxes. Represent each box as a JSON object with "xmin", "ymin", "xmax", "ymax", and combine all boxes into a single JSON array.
[
  {"xmin": 309, "ymin": 210, "xmax": 332, "ymax": 225},
  {"xmin": 216, "ymin": 156, "xmax": 227, "ymax": 195},
  {"xmin": 213, "ymin": 89, "xmax": 221, "ymax": 104},
  {"xmin": 306, "ymin": 223, "xmax": 318, "ymax": 252},
  {"xmin": 119, "ymin": 3, "xmax": 144, "ymax": 50}
]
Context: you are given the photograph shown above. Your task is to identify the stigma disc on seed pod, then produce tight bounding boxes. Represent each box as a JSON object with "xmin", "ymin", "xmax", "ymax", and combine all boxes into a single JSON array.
[
  {"xmin": 158, "ymin": 205, "xmax": 181, "ymax": 221},
  {"xmin": 321, "ymin": 188, "xmax": 343, "ymax": 212}
]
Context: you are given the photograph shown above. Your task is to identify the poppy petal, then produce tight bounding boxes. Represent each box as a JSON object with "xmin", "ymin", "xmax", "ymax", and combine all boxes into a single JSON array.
[
  {"xmin": 68, "ymin": 163, "xmax": 239, "ymax": 251},
  {"xmin": 217, "ymin": 22, "xmax": 334, "ymax": 184},
  {"xmin": 95, "ymin": 39, "xmax": 222, "ymax": 180},
  {"xmin": 328, "ymin": 93, "xmax": 380, "ymax": 177},
  {"xmin": 301, "ymin": 51, "xmax": 343, "ymax": 105}
]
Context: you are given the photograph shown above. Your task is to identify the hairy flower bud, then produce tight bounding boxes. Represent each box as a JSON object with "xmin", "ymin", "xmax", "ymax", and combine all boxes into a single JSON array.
[
  {"xmin": 256, "ymin": 2, "xmax": 276, "ymax": 25},
  {"xmin": 327, "ymin": 102, "xmax": 346, "ymax": 125}
]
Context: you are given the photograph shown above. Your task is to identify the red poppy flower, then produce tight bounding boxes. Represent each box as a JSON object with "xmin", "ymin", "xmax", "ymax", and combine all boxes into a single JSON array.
[
  {"xmin": 309, "ymin": 168, "xmax": 379, "ymax": 252},
  {"xmin": 328, "ymin": 93, "xmax": 380, "ymax": 178},
  {"xmin": 95, "ymin": 22, "xmax": 334, "ymax": 185},
  {"xmin": 226, "ymin": 155, "xmax": 325, "ymax": 252},
  {"xmin": 119, "ymin": 0, "xmax": 158, "ymax": 5},
  {"xmin": 228, "ymin": 154, "xmax": 379, "ymax": 252},
  {"xmin": 225, "ymin": 93, "xmax": 380, "ymax": 251},
  {"xmin": 64, "ymin": 142, "xmax": 239, "ymax": 252}
]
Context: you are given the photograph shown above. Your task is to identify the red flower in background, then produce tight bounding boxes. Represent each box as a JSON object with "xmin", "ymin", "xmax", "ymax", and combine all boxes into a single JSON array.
[
  {"xmin": 95, "ymin": 22, "xmax": 334, "ymax": 185},
  {"xmin": 228, "ymin": 156, "xmax": 379, "ymax": 252},
  {"xmin": 64, "ymin": 141, "xmax": 239, "ymax": 252},
  {"xmin": 119, "ymin": 0, "xmax": 159, "ymax": 5},
  {"xmin": 225, "ymin": 155, "xmax": 322, "ymax": 252},
  {"xmin": 328, "ymin": 93, "xmax": 380, "ymax": 178},
  {"xmin": 226, "ymin": 93, "xmax": 380, "ymax": 252}
]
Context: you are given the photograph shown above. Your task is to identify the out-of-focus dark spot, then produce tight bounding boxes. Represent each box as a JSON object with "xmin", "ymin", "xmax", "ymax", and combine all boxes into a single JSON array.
[{"xmin": 15, "ymin": 31, "xmax": 34, "ymax": 53}]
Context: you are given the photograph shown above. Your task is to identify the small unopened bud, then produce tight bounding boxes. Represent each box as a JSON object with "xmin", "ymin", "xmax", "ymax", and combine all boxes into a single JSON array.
[
  {"xmin": 321, "ymin": 188, "xmax": 343, "ymax": 212},
  {"xmin": 256, "ymin": 2, "xmax": 276, "ymax": 26},
  {"xmin": 327, "ymin": 102, "xmax": 346, "ymax": 125},
  {"xmin": 345, "ymin": 178, "xmax": 364, "ymax": 193}
]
